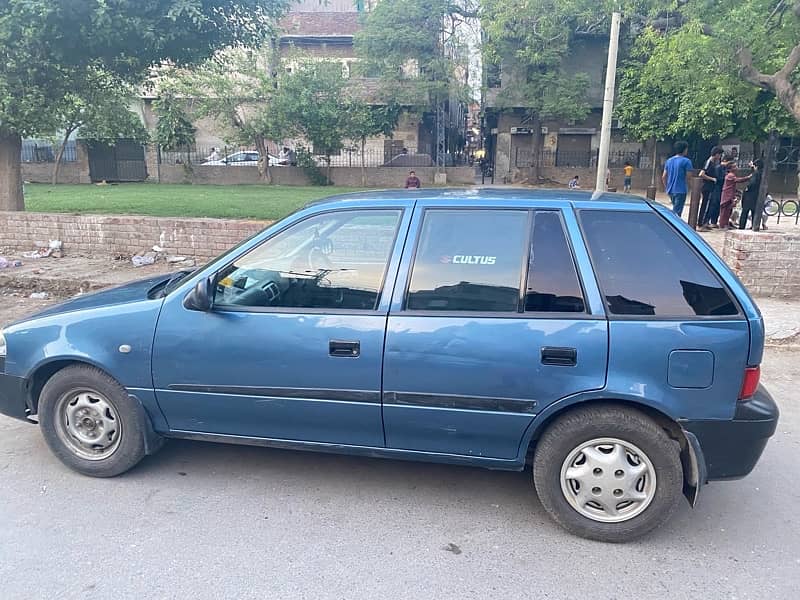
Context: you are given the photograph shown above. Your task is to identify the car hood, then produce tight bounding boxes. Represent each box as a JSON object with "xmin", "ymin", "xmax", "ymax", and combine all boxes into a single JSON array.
[{"xmin": 18, "ymin": 273, "xmax": 172, "ymax": 322}]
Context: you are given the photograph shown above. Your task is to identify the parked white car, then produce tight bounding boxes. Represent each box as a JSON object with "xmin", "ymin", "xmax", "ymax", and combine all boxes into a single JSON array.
[{"xmin": 202, "ymin": 151, "xmax": 281, "ymax": 167}]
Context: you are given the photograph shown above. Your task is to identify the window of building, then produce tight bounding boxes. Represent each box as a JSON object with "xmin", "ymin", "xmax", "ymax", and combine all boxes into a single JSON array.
[
  {"xmin": 406, "ymin": 210, "xmax": 528, "ymax": 312},
  {"xmin": 580, "ymin": 210, "xmax": 738, "ymax": 317},
  {"xmin": 525, "ymin": 211, "xmax": 585, "ymax": 313},
  {"xmin": 214, "ymin": 210, "xmax": 401, "ymax": 311}
]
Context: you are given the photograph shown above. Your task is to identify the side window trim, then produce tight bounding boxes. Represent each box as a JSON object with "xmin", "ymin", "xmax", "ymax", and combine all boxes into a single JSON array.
[
  {"xmin": 577, "ymin": 208, "xmax": 743, "ymax": 321},
  {"xmin": 522, "ymin": 209, "xmax": 590, "ymax": 316},
  {"xmin": 211, "ymin": 207, "xmax": 406, "ymax": 315}
]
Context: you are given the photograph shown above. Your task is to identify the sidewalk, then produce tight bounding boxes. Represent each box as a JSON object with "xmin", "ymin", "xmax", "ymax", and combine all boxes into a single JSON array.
[{"xmin": 757, "ymin": 297, "xmax": 800, "ymax": 346}]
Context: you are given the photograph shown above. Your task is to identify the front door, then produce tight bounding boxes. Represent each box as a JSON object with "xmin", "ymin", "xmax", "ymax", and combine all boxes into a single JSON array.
[
  {"xmin": 152, "ymin": 206, "xmax": 409, "ymax": 446},
  {"xmin": 382, "ymin": 205, "xmax": 608, "ymax": 459}
]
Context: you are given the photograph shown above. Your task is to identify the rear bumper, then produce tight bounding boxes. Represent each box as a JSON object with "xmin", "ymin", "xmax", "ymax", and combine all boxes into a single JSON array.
[
  {"xmin": 0, "ymin": 371, "xmax": 30, "ymax": 422},
  {"xmin": 681, "ymin": 385, "xmax": 779, "ymax": 481}
]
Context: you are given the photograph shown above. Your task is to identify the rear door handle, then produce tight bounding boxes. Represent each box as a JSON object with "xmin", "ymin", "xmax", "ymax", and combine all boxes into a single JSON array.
[
  {"xmin": 329, "ymin": 340, "xmax": 360, "ymax": 358},
  {"xmin": 541, "ymin": 346, "xmax": 577, "ymax": 366}
]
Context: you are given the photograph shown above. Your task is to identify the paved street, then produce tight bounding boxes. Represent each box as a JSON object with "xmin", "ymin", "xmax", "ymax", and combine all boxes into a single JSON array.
[{"xmin": 0, "ymin": 348, "xmax": 798, "ymax": 600}]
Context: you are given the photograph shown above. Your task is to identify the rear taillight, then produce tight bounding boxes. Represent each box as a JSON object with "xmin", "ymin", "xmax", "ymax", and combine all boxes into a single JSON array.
[{"xmin": 739, "ymin": 366, "xmax": 761, "ymax": 400}]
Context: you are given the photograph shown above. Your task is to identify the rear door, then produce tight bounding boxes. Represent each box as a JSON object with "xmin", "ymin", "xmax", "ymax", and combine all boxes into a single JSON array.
[{"xmin": 382, "ymin": 202, "xmax": 609, "ymax": 459}]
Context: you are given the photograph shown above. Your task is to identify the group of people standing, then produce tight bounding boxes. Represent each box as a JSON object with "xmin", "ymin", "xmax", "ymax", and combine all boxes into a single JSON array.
[{"xmin": 663, "ymin": 142, "xmax": 766, "ymax": 230}]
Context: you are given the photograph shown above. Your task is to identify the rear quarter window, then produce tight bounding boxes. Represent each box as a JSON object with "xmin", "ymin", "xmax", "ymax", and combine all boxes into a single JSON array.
[{"xmin": 579, "ymin": 210, "xmax": 738, "ymax": 317}]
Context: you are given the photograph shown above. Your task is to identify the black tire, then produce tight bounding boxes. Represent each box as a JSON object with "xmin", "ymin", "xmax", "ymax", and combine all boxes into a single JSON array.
[
  {"xmin": 38, "ymin": 365, "xmax": 150, "ymax": 477},
  {"xmin": 533, "ymin": 405, "xmax": 683, "ymax": 543}
]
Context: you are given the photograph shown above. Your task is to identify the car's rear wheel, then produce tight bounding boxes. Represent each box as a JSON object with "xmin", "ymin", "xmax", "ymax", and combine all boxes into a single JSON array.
[
  {"xmin": 533, "ymin": 405, "xmax": 683, "ymax": 542},
  {"xmin": 38, "ymin": 365, "xmax": 150, "ymax": 477}
]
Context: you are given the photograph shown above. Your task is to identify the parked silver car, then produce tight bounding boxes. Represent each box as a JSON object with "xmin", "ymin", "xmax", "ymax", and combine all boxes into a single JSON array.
[{"xmin": 202, "ymin": 151, "xmax": 281, "ymax": 167}]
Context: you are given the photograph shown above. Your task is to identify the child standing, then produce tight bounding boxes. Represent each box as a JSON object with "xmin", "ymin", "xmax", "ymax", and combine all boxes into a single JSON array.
[
  {"xmin": 623, "ymin": 161, "xmax": 634, "ymax": 192},
  {"xmin": 720, "ymin": 162, "xmax": 751, "ymax": 229}
]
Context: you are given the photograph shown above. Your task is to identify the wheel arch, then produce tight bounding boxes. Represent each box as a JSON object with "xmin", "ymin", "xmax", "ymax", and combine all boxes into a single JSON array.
[
  {"xmin": 29, "ymin": 359, "xmax": 164, "ymax": 456},
  {"xmin": 521, "ymin": 396, "xmax": 702, "ymax": 506},
  {"xmin": 26, "ymin": 357, "xmax": 108, "ymax": 415}
]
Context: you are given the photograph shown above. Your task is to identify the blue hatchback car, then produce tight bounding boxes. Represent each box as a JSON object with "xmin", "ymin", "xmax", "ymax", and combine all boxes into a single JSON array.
[{"xmin": 0, "ymin": 189, "xmax": 779, "ymax": 541}]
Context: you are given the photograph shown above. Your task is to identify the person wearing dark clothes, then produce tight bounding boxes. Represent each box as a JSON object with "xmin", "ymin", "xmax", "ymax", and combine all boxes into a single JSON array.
[
  {"xmin": 404, "ymin": 170, "xmax": 421, "ymax": 189},
  {"xmin": 739, "ymin": 159, "xmax": 764, "ymax": 229},
  {"xmin": 698, "ymin": 147, "xmax": 724, "ymax": 230}
]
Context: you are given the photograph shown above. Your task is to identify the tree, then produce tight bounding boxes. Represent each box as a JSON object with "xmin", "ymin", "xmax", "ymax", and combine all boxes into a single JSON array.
[
  {"xmin": 480, "ymin": 0, "xmax": 619, "ymax": 176},
  {"xmin": 0, "ymin": 0, "xmax": 289, "ymax": 210},
  {"xmin": 158, "ymin": 46, "xmax": 285, "ymax": 182},
  {"xmin": 355, "ymin": 0, "xmax": 475, "ymax": 109},
  {"xmin": 274, "ymin": 60, "xmax": 354, "ymax": 185},
  {"xmin": 50, "ymin": 69, "xmax": 150, "ymax": 184},
  {"xmin": 617, "ymin": 21, "xmax": 797, "ymax": 149},
  {"xmin": 342, "ymin": 103, "xmax": 402, "ymax": 186},
  {"xmin": 355, "ymin": 0, "xmax": 475, "ymax": 165},
  {"xmin": 153, "ymin": 94, "xmax": 197, "ymax": 165}
]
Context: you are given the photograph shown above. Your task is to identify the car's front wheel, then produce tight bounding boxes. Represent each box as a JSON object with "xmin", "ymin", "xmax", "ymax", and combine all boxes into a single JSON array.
[
  {"xmin": 38, "ymin": 365, "xmax": 151, "ymax": 477},
  {"xmin": 533, "ymin": 405, "xmax": 683, "ymax": 542}
]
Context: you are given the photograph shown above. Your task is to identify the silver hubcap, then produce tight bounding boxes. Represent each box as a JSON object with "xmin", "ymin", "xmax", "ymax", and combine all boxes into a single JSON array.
[
  {"xmin": 560, "ymin": 437, "xmax": 656, "ymax": 523},
  {"xmin": 55, "ymin": 390, "xmax": 122, "ymax": 461}
]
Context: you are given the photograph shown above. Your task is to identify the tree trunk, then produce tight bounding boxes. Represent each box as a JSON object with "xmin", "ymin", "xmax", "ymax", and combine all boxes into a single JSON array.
[
  {"xmin": 52, "ymin": 125, "xmax": 78, "ymax": 185},
  {"xmin": 0, "ymin": 129, "xmax": 24, "ymax": 211},
  {"xmin": 326, "ymin": 155, "xmax": 332, "ymax": 186},
  {"xmin": 530, "ymin": 113, "xmax": 542, "ymax": 181},
  {"xmin": 255, "ymin": 136, "xmax": 272, "ymax": 184},
  {"xmin": 360, "ymin": 137, "xmax": 367, "ymax": 187}
]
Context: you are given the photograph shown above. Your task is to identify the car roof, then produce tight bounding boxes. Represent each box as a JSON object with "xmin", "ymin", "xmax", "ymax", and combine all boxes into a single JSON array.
[{"xmin": 306, "ymin": 187, "xmax": 650, "ymax": 208}]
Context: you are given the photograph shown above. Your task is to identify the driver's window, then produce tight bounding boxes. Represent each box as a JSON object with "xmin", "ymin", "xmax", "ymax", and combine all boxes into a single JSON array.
[{"xmin": 214, "ymin": 209, "xmax": 402, "ymax": 311}]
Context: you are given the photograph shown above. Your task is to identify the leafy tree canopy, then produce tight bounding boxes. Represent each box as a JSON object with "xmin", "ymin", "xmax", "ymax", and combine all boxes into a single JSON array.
[
  {"xmin": 618, "ymin": 0, "xmax": 800, "ymax": 142},
  {"xmin": 0, "ymin": 0, "xmax": 290, "ymax": 208},
  {"xmin": 354, "ymin": 0, "xmax": 475, "ymax": 108}
]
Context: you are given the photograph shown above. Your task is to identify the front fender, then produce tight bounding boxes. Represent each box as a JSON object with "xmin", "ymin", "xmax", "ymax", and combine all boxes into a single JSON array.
[{"xmin": 4, "ymin": 299, "xmax": 163, "ymax": 390}]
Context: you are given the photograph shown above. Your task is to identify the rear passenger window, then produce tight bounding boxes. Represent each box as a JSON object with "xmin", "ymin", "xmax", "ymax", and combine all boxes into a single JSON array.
[
  {"xmin": 526, "ymin": 211, "xmax": 585, "ymax": 313},
  {"xmin": 406, "ymin": 210, "xmax": 527, "ymax": 312},
  {"xmin": 580, "ymin": 210, "xmax": 738, "ymax": 317}
]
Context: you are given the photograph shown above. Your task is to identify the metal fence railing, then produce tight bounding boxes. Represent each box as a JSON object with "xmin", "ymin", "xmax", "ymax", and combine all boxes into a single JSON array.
[
  {"xmin": 22, "ymin": 139, "xmax": 77, "ymax": 163},
  {"xmin": 515, "ymin": 149, "xmax": 648, "ymax": 169},
  {"xmin": 159, "ymin": 145, "xmax": 462, "ymax": 168}
]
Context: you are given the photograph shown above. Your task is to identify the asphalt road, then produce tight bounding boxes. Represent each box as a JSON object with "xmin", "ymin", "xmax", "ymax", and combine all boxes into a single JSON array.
[{"xmin": 1, "ymin": 350, "xmax": 798, "ymax": 600}]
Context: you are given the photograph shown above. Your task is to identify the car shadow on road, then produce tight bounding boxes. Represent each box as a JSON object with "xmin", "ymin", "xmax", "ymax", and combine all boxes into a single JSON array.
[{"xmin": 126, "ymin": 437, "xmax": 706, "ymax": 543}]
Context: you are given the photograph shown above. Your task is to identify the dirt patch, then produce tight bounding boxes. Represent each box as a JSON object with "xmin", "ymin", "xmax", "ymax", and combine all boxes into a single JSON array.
[{"xmin": 0, "ymin": 256, "xmax": 176, "ymax": 329}]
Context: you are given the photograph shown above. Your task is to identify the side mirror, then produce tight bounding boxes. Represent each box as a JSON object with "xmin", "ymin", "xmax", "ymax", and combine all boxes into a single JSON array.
[{"xmin": 183, "ymin": 277, "xmax": 214, "ymax": 311}]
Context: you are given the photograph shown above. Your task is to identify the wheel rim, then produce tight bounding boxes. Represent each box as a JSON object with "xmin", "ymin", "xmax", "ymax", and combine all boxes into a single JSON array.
[
  {"xmin": 54, "ymin": 389, "xmax": 123, "ymax": 461},
  {"xmin": 559, "ymin": 437, "xmax": 656, "ymax": 523}
]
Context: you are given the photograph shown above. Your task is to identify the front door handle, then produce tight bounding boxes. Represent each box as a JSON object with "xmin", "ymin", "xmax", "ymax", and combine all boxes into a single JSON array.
[
  {"xmin": 541, "ymin": 346, "xmax": 577, "ymax": 366},
  {"xmin": 329, "ymin": 340, "xmax": 360, "ymax": 358}
]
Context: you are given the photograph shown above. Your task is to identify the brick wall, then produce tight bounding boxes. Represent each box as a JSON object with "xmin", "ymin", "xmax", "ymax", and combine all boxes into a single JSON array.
[
  {"xmin": 22, "ymin": 163, "xmax": 86, "ymax": 185},
  {"xmin": 0, "ymin": 212, "xmax": 269, "ymax": 261},
  {"xmin": 158, "ymin": 165, "xmax": 476, "ymax": 187},
  {"xmin": 722, "ymin": 230, "xmax": 800, "ymax": 298},
  {"xmin": 21, "ymin": 141, "xmax": 91, "ymax": 184}
]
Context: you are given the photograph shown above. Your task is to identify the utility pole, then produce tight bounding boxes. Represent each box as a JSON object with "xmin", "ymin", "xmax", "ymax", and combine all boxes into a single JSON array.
[{"xmin": 594, "ymin": 11, "xmax": 621, "ymax": 197}]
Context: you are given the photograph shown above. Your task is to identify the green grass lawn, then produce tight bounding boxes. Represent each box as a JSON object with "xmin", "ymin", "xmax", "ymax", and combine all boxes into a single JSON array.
[{"xmin": 24, "ymin": 183, "xmax": 366, "ymax": 220}]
